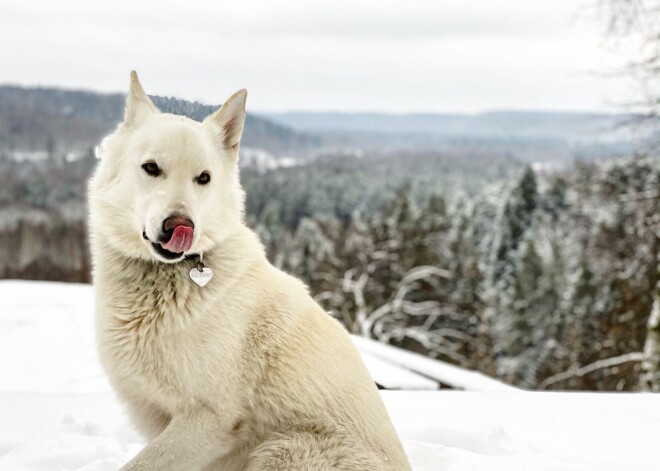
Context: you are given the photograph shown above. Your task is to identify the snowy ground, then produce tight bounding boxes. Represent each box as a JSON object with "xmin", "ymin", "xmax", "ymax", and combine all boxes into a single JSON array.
[{"xmin": 1, "ymin": 281, "xmax": 659, "ymax": 471}]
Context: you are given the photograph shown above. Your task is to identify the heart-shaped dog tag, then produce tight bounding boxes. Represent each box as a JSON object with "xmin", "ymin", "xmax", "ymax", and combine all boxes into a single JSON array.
[{"xmin": 189, "ymin": 267, "xmax": 213, "ymax": 287}]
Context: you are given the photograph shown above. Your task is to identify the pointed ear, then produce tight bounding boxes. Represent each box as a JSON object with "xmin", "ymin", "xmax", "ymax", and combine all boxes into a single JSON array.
[
  {"xmin": 124, "ymin": 71, "xmax": 158, "ymax": 126},
  {"xmin": 204, "ymin": 89, "xmax": 247, "ymax": 151}
]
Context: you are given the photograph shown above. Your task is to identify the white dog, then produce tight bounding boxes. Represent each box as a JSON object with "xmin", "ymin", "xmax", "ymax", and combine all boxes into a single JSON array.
[{"xmin": 88, "ymin": 72, "xmax": 412, "ymax": 470}]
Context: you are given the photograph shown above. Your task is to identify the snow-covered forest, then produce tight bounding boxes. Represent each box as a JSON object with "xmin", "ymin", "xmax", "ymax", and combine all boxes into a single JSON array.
[
  {"xmin": 247, "ymin": 155, "xmax": 660, "ymax": 391},
  {"xmin": 1, "ymin": 0, "xmax": 660, "ymax": 395},
  {"xmin": 1, "ymin": 139, "xmax": 658, "ymax": 391}
]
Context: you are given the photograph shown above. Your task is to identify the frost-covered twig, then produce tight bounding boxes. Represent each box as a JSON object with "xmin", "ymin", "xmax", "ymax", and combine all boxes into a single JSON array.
[
  {"xmin": 344, "ymin": 263, "xmax": 468, "ymax": 362},
  {"xmin": 342, "ymin": 268, "xmax": 371, "ymax": 335},
  {"xmin": 380, "ymin": 326, "xmax": 468, "ymax": 365},
  {"xmin": 538, "ymin": 352, "xmax": 645, "ymax": 390},
  {"xmin": 362, "ymin": 266, "xmax": 454, "ymax": 334}
]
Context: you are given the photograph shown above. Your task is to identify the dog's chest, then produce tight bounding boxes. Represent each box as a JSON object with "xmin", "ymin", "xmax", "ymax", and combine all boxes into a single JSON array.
[{"xmin": 98, "ymin": 280, "xmax": 241, "ymax": 408}]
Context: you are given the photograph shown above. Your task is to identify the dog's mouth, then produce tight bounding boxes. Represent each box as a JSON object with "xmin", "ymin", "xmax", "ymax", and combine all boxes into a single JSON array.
[{"xmin": 143, "ymin": 225, "xmax": 194, "ymax": 260}]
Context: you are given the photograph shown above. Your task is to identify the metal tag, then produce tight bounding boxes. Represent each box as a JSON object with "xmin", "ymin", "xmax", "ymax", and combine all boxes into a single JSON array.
[{"xmin": 190, "ymin": 261, "xmax": 213, "ymax": 287}]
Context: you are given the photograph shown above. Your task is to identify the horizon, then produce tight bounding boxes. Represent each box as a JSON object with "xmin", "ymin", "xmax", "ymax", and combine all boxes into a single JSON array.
[{"xmin": 0, "ymin": 81, "xmax": 630, "ymax": 117}]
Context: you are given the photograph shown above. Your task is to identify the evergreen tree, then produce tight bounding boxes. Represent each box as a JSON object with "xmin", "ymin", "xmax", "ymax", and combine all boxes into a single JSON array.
[{"xmin": 493, "ymin": 166, "xmax": 538, "ymax": 286}]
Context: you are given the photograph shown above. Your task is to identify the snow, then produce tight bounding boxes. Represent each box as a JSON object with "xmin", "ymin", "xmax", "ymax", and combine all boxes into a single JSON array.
[
  {"xmin": 351, "ymin": 334, "xmax": 517, "ymax": 392},
  {"xmin": 357, "ymin": 349, "xmax": 439, "ymax": 390},
  {"xmin": 238, "ymin": 147, "xmax": 302, "ymax": 173},
  {"xmin": 7, "ymin": 151, "xmax": 49, "ymax": 162},
  {"xmin": 0, "ymin": 281, "xmax": 109, "ymax": 394},
  {"xmin": 1, "ymin": 280, "xmax": 659, "ymax": 471}
]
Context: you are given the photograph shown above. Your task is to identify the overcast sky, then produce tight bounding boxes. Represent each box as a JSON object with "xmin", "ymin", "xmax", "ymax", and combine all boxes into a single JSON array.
[{"xmin": 0, "ymin": 0, "xmax": 633, "ymax": 113}]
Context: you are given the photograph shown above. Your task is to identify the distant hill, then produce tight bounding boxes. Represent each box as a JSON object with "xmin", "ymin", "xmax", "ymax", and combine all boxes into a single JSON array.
[
  {"xmin": 0, "ymin": 85, "xmax": 644, "ymax": 167},
  {"xmin": 0, "ymin": 86, "xmax": 319, "ymax": 156},
  {"xmin": 266, "ymin": 110, "xmax": 637, "ymax": 144},
  {"xmin": 263, "ymin": 110, "xmax": 644, "ymax": 164}
]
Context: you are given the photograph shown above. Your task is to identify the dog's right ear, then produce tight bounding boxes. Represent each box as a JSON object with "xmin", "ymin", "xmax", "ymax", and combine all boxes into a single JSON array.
[{"xmin": 123, "ymin": 71, "xmax": 158, "ymax": 127}]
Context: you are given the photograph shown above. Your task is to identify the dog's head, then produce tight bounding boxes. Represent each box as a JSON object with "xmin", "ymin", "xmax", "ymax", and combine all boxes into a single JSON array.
[{"xmin": 89, "ymin": 71, "xmax": 246, "ymax": 263}]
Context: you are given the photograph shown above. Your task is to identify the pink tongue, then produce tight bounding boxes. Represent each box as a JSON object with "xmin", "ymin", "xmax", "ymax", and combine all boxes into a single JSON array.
[{"xmin": 161, "ymin": 225, "xmax": 194, "ymax": 253}]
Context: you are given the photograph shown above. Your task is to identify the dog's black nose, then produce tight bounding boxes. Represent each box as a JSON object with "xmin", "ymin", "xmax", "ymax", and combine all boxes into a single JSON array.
[{"xmin": 162, "ymin": 215, "xmax": 195, "ymax": 233}]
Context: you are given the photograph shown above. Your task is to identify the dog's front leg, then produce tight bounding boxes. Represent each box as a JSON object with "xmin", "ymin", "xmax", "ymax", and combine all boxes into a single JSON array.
[{"xmin": 119, "ymin": 404, "xmax": 236, "ymax": 471}]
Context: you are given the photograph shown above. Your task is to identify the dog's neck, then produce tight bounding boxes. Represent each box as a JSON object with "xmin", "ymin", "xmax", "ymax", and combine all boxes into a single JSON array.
[
  {"xmin": 92, "ymin": 225, "xmax": 267, "ymax": 331},
  {"xmin": 93, "ymin": 225, "xmax": 266, "ymax": 293}
]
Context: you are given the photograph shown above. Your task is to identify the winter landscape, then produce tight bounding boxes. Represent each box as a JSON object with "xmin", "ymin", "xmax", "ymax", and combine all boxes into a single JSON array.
[
  {"xmin": 2, "ymin": 0, "xmax": 660, "ymax": 470},
  {"xmin": 2, "ymin": 87, "xmax": 657, "ymax": 392}
]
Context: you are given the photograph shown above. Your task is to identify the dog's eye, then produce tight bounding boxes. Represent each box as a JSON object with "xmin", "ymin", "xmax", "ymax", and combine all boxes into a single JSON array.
[
  {"xmin": 141, "ymin": 162, "xmax": 161, "ymax": 177},
  {"xmin": 196, "ymin": 171, "xmax": 211, "ymax": 185}
]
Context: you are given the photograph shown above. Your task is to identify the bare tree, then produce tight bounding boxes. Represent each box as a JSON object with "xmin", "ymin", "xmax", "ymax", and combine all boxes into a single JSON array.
[
  {"xmin": 597, "ymin": 1, "xmax": 660, "ymax": 390},
  {"xmin": 640, "ymin": 281, "xmax": 660, "ymax": 390},
  {"xmin": 599, "ymin": 0, "xmax": 660, "ymax": 147},
  {"xmin": 618, "ymin": 184, "xmax": 660, "ymax": 390},
  {"xmin": 343, "ymin": 265, "xmax": 470, "ymax": 365}
]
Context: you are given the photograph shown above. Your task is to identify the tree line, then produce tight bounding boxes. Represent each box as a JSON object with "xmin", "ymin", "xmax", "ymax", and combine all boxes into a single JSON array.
[{"xmin": 249, "ymin": 156, "xmax": 659, "ymax": 391}]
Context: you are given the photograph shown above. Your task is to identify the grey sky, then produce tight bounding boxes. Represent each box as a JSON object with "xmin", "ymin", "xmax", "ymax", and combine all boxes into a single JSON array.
[{"xmin": 0, "ymin": 0, "xmax": 631, "ymax": 113}]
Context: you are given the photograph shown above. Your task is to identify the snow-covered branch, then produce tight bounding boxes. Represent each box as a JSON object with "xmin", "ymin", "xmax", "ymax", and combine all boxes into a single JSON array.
[
  {"xmin": 538, "ymin": 352, "xmax": 645, "ymax": 390},
  {"xmin": 342, "ymin": 263, "xmax": 469, "ymax": 363}
]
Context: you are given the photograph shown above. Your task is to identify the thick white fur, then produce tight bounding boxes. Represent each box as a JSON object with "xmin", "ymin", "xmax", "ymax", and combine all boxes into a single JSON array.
[{"xmin": 89, "ymin": 72, "xmax": 411, "ymax": 471}]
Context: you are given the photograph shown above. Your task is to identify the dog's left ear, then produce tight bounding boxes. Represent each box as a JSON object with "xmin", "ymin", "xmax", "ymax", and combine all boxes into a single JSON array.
[{"xmin": 204, "ymin": 89, "xmax": 247, "ymax": 153}]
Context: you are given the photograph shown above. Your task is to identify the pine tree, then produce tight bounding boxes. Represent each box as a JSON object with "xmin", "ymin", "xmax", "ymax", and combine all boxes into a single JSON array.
[{"xmin": 490, "ymin": 166, "xmax": 539, "ymax": 383}]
